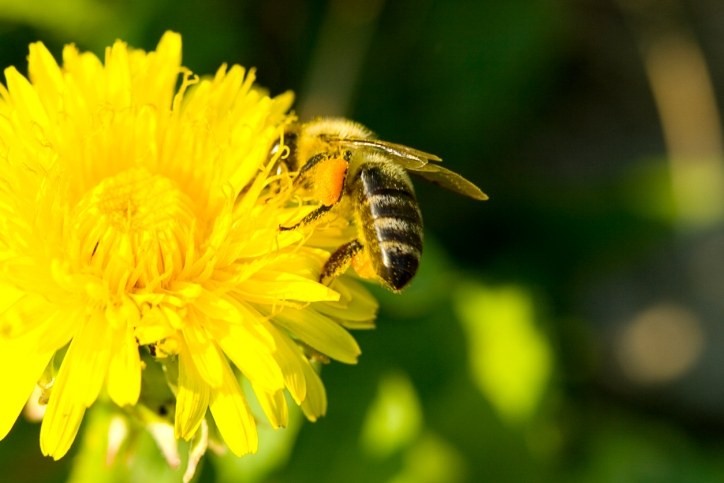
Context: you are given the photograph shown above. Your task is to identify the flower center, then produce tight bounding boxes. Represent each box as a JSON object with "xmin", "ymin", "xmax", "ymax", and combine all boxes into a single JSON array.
[{"xmin": 72, "ymin": 168, "xmax": 197, "ymax": 293}]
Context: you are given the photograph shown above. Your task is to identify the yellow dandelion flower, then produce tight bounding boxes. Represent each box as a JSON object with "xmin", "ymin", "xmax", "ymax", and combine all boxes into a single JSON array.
[{"xmin": 0, "ymin": 32, "xmax": 377, "ymax": 460}]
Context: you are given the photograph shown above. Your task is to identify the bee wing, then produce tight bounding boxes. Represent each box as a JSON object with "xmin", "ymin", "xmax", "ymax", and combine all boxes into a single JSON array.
[
  {"xmin": 341, "ymin": 138, "xmax": 488, "ymax": 200},
  {"xmin": 345, "ymin": 138, "xmax": 443, "ymax": 167},
  {"xmin": 410, "ymin": 163, "xmax": 488, "ymax": 200}
]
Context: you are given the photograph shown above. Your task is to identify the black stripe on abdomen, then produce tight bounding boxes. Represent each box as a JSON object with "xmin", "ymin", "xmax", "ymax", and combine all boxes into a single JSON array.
[
  {"xmin": 373, "ymin": 216, "xmax": 423, "ymax": 252},
  {"xmin": 355, "ymin": 164, "xmax": 424, "ymax": 290}
]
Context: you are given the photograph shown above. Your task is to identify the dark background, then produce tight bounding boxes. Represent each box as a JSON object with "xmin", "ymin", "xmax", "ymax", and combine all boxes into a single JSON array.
[{"xmin": 3, "ymin": 0, "xmax": 724, "ymax": 481}]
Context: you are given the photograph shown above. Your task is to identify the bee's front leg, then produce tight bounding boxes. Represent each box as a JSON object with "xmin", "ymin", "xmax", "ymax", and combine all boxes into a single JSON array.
[{"xmin": 279, "ymin": 203, "xmax": 335, "ymax": 231}]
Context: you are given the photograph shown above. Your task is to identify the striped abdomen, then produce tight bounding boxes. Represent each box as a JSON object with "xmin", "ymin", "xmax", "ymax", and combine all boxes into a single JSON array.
[{"xmin": 351, "ymin": 162, "xmax": 423, "ymax": 291}]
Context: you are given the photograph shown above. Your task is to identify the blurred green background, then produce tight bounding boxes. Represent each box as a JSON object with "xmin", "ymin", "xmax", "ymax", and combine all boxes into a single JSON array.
[{"xmin": 3, "ymin": 0, "xmax": 724, "ymax": 482}]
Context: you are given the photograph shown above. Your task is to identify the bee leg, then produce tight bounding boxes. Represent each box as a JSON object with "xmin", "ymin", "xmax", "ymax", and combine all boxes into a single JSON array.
[
  {"xmin": 280, "ymin": 203, "xmax": 334, "ymax": 231},
  {"xmin": 320, "ymin": 240, "xmax": 363, "ymax": 285},
  {"xmin": 280, "ymin": 152, "xmax": 349, "ymax": 231},
  {"xmin": 293, "ymin": 152, "xmax": 331, "ymax": 186},
  {"xmin": 291, "ymin": 151, "xmax": 347, "ymax": 191}
]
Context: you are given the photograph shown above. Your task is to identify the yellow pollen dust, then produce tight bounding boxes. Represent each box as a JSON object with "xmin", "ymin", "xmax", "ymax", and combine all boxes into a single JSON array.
[{"xmin": 71, "ymin": 168, "xmax": 197, "ymax": 292}]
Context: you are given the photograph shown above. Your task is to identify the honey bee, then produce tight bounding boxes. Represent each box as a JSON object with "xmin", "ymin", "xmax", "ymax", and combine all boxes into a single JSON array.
[{"xmin": 279, "ymin": 118, "xmax": 487, "ymax": 292}]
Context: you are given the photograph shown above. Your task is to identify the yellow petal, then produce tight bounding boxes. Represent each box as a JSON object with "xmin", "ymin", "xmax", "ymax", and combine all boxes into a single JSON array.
[
  {"xmin": 192, "ymin": 292, "xmax": 243, "ymax": 325},
  {"xmin": 39, "ymin": 312, "xmax": 112, "ymax": 458},
  {"xmin": 0, "ymin": 337, "xmax": 52, "ymax": 439},
  {"xmin": 251, "ymin": 384, "xmax": 288, "ymax": 429},
  {"xmin": 265, "ymin": 327, "xmax": 308, "ymax": 405},
  {"xmin": 40, "ymin": 392, "xmax": 86, "ymax": 459},
  {"xmin": 60, "ymin": 311, "xmax": 113, "ymax": 406},
  {"xmin": 27, "ymin": 41, "xmax": 64, "ymax": 116},
  {"xmin": 315, "ymin": 279, "xmax": 378, "ymax": 328},
  {"xmin": 36, "ymin": 310, "xmax": 77, "ymax": 354},
  {"xmin": 214, "ymin": 319, "xmax": 285, "ymax": 393},
  {"xmin": 300, "ymin": 360, "xmax": 327, "ymax": 422},
  {"xmin": 132, "ymin": 31, "xmax": 181, "ymax": 109},
  {"xmin": 175, "ymin": 346, "xmax": 210, "ymax": 440},
  {"xmin": 183, "ymin": 323, "xmax": 224, "ymax": 388},
  {"xmin": 236, "ymin": 273, "xmax": 341, "ymax": 304},
  {"xmin": 61, "ymin": 45, "xmax": 103, "ymax": 111},
  {"xmin": 104, "ymin": 39, "xmax": 132, "ymax": 108},
  {"xmin": 262, "ymin": 324, "xmax": 327, "ymax": 418},
  {"xmin": 0, "ymin": 289, "xmax": 47, "ymax": 338},
  {"xmin": 106, "ymin": 323, "xmax": 142, "ymax": 407},
  {"xmin": 209, "ymin": 359, "xmax": 258, "ymax": 456},
  {"xmin": 4, "ymin": 66, "xmax": 49, "ymax": 131},
  {"xmin": 134, "ymin": 305, "xmax": 177, "ymax": 345},
  {"xmin": 273, "ymin": 308, "xmax": 361, "ymax": 364},
  {"xmin": 0, "ymin": 288, "xmax": 75, "ymax": 355}
]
